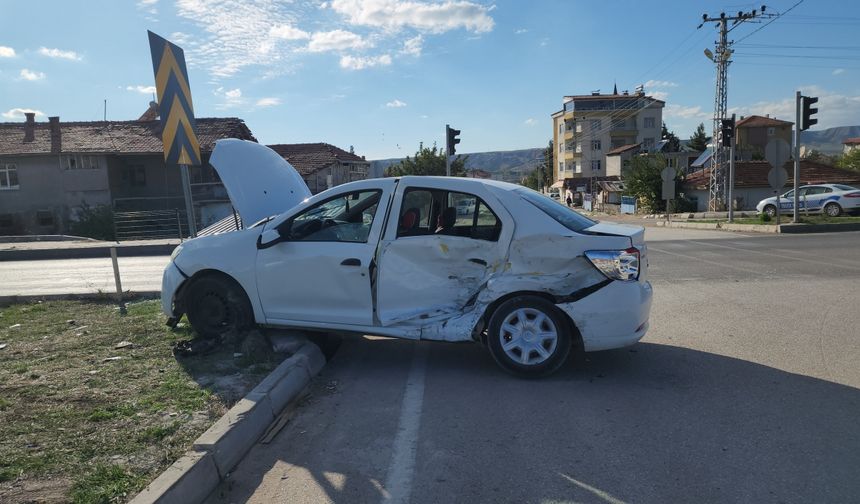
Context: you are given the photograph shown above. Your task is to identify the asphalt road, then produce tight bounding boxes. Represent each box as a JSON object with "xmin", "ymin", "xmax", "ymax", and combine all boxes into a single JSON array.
[
  {"xmin": 0, "ymin": 256, "xmax": 169, "ymax": 296},
  {"xmin": 207, "ymin": 229, "xmax": 860, "ymax": 504}
]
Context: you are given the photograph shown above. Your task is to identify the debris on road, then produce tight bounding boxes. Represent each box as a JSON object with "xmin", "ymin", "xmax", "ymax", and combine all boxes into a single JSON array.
[
  {"xmin": 102, "ymin": 356, "xmax": 122, "ymax": 362},
  {"xmin": 9, "ymin": 323, "xmax": 21, "ymax": 329},
  {"xmin": 0, "ymin": 343, "xmax": 7, "ymax": 350},
  {"xmin": 114, "ymin": 341, "xmax": 134, "ymax": 349}
]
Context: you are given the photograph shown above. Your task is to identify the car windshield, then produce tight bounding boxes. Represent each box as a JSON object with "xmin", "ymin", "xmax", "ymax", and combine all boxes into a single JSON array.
[{"xmin": 514, "ymin": 187, "xmax": 596, "ymax": 233}]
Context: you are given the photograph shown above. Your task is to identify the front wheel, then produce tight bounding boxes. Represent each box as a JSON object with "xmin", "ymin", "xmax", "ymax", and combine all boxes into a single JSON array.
[
  {"xmin": 824, "ymin": 202, "xmax": 842, "ymax": 217},
  {"xmin": 185, "ymin": 275, "xmax": 253, "ymax": 339},
  {"xmin": 763, "ymin": 205, "xmax": 777, "ymax": 218},
  {"xmin": 486, "ymin": 296, "xmax": 571, "ymax": 377}
]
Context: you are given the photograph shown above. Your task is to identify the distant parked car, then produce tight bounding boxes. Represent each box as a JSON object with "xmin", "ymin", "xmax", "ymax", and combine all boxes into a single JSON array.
[
  {"xmin": 455, "ymin": 198, "xmax": 476, "ymax": 216},
  {"xmin": 756, "ymin": 184, "xmax": 860, "ymax": 217}
]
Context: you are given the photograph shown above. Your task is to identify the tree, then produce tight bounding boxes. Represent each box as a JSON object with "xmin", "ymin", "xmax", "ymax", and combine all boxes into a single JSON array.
[
  {"xmin": 803, "ymin": 149, "xmax": 836, "ymax": 166},
  {"xmin": 384, "ymin": 142, "xmax": 467, "ymax": 177},
  {"xmin": 661, "ymin": 122, "xmax": 681, "ymax": 152},
  {"xmin": 689, "ymin": 123, "xmax": 708, "ymax": 152},
  {"xmin": 523, "ymin": 140, "xmax": 554, "ymax": 190},
  {"xmin": 836, "ymin": 148, "xmax": 860, "ymax": 172},
  {"xmin": 622, "ymin": 154, "xmax": 689, "ymax": 213}
]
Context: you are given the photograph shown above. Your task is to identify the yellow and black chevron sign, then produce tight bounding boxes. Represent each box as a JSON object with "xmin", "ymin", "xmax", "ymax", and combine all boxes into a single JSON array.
[{"xmin": 148, "ymin": 31, "xmax": 201, "ymax": 166}]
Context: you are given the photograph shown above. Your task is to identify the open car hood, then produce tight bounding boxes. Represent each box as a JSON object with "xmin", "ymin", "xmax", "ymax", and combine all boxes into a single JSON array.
[{"xmin": 209, "ymin": 139, "xmax": 312, "ymax": 225}]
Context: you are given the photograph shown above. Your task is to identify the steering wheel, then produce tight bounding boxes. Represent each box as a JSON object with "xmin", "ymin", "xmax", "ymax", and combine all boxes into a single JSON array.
[{"xmin": 322, "ymin": 218, "xmax": 338, "ymax": 229}]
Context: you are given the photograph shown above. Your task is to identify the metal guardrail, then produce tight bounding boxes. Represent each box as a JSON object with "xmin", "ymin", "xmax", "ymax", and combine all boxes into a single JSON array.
[{"xmin": 113, "ymin": 209, "xmax": 186, "ymax": 241}]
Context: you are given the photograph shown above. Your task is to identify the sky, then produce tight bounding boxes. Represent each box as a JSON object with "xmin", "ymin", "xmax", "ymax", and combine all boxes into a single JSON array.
[{"xmin": 1, "ymin": 0, "xmax": 859, "ymax": 160}]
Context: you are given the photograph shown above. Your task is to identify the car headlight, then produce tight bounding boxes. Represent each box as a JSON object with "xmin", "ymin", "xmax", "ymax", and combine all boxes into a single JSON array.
[
  {"xmin": 170, "ymin": 244, "xmax": 184, "ymax": 261},
  {"xmin": 585, "ymin": 248, "xmax": 640, "ymax": 281}
]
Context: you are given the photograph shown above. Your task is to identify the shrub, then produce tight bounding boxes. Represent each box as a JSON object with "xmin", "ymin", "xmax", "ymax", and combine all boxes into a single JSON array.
[{"xmin": 69, "ymin": 202, "xmax": 115, "ymax": 241}]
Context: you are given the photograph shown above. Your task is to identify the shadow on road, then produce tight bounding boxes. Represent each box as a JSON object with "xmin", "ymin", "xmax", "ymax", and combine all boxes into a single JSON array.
[{"xmin": 209, "ymin": 337, "xmax": 860, "ymax": 503}]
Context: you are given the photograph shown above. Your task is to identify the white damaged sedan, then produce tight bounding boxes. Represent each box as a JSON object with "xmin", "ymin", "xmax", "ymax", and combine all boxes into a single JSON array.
[{"xmin": 163, "ymin": 140, "xmax": 653, "ymax": 376}]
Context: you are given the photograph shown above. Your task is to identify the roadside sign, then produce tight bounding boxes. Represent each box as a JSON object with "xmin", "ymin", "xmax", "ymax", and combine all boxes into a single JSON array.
[
  {"xmin": 661, "ymin": 166, "xmax": 675, "ymax": 201},
  {"xmin": 148, "ymin": 31, "xmax": 201, "ymax": 166},
  {"xmin": 765, "ymin": 138, "xmax": 790, "ymax": 174},
  {"xmin": 767, "ymin": 166, "xmax": 788, "ymax": 191}
]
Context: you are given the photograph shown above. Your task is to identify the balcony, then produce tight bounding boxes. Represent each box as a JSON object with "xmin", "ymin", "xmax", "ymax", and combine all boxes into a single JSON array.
[
  {"xmin": 563, "ymin": 150, "xmax": 577, "ymax": 161},
  {"xmin": 563, "ymin": 130, "xmax": 574, "ymax": 141}
]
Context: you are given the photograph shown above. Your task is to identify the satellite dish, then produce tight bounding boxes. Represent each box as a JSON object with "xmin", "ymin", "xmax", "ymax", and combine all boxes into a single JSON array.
[{"xmin": 704, "ymin": 48, "xmax": 714, "ymax": 61}]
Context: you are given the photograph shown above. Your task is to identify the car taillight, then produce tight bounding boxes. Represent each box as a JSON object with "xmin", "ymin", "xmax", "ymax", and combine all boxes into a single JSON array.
[
  {"xmin": 844, "ymin": 192, "xmax": 860, "ymax": 198},
  {"xmin": 584, "ymin": 247, "xmax": 640, "ymax": 282}
]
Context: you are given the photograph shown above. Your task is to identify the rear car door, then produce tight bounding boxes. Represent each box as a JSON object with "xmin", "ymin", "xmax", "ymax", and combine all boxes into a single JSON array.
[{"xmin": 375, "ymin": 179, "xmax": 514, "ymax": 326}]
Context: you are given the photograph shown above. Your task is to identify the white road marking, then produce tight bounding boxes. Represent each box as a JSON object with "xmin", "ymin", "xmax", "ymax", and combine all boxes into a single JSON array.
[
  {"xmin": 688, "ymin": 239, "xmax": 860, "ymax": 272},
  {"xmin": 559, "ymin": 473, "xmax": 628, "ymax": 504},
  {"xmin": 383, "ymin": 343, "xmax": 428, "ymax": 504},
  {"xmin": 647, "ymin": 245, "xmax": 784, "ymax": 278}
]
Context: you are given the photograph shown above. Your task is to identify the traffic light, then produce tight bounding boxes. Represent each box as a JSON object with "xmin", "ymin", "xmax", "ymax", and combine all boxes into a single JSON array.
[
  {"xmin": 720, "ymin": 117, "xmax": 735, "ymax": 147},
  {"xmin": 446, "ymin": 125, "xmax": 461, "ymax": 156},
  {"xmin": 800, "ymin": 95, "xmax": 818, "ymax": 131}
]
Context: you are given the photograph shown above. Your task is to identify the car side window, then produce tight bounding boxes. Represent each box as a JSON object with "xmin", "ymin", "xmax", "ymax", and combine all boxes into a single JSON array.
[
  {"xmin": 286, "ymin": 190, "xmax": 381, "ymax": 243},
  {"xmin": 396, "ymin": 188, "xmax": 501, "ymax": 241}
]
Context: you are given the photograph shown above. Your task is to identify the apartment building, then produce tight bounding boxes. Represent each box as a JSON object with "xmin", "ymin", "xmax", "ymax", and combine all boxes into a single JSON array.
[{"xmin": 551, "ymin": 90, "xmax": 664, "ymax": 185}]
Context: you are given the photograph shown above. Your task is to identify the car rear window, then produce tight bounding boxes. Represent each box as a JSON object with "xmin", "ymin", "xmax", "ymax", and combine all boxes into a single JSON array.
[
  {"xmin": 834, "ymin": 184, "xmax": 858, "ymax": 191},
  {"xmin": 514, "ymin": 187, "xmax": 596, "ymax": 233}
]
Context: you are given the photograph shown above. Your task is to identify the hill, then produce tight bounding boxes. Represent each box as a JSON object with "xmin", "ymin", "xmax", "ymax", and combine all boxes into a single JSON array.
[
  {"xmin": 801, "ymin": 126, "xmax": 860, "ymax": 155},
  {"xmin": 370, "ymin": 147, "xmax": 545, "ymax": 183}
]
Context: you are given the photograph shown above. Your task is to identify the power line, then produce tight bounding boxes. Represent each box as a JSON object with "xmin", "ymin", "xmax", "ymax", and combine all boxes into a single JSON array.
[{"xmin": 734, "ymin": 0, "xmax": 805, "ymax": 44}]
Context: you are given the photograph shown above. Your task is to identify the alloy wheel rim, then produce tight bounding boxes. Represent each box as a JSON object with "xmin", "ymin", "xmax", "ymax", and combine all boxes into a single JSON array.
[{"xmin": 499, "ymin": 307, "xmax": 558, "ymax": 366}]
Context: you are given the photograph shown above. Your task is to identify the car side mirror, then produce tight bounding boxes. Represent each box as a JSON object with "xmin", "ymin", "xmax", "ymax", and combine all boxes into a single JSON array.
[{"xmin": 257, "ymin": 228, "xmax": 284, "ymax": 250}]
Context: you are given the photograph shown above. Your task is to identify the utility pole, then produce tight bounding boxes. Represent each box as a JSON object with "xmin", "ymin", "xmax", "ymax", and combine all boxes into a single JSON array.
[
  {"xmin": 699, "ymin": 6, "xmax": 773, "ymax": 211},
  {"xmin": 793, "ymin": 91, "xmax": 801, "ymax": 223},
  {"xmin": 728, "ymin": 114, "xmax": 736, "ymax": 222}
]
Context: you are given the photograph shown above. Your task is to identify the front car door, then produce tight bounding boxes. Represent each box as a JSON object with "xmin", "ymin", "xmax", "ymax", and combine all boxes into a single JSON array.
[
  {"xmin": 256, "ymin": 179, "xmax": 395, "ymax": 326},
  {"xmin": 375, "ymin": 178, "xmax": 514, "ymax": 327}
]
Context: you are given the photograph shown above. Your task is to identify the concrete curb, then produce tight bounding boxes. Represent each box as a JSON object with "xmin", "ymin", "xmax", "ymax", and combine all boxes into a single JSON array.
[
  {"xmin": 130, "ymin": 340, "xmax": 327, "ymax": 504},
  {"xmin": 0, "ymin": 291, "xmax": 160, "ymax": 306},
  {"xmin": 0, "ymin": 243, "xmax": 177, "ymax": 261},
  {"xmin": 654, "ymin": 220, "xmax": 860, "ymax": 234}
]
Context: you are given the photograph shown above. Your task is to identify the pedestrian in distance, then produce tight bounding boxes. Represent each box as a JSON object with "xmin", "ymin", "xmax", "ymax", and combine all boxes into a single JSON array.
[{"xmin": 566, "ymin": 194, "xmax": 573, "ymax": 207}]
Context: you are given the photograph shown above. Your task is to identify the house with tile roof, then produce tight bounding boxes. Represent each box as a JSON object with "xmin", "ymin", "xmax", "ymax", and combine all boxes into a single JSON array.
[
  {"xmin": 682, "ymin": 160, "xmax": 860, "ymax": 211},
  {"xmin": 267, "ymin": 143, "xmax": 370, "ymax": 194},
  {"xmin": 735, "ymin": 115, "xmax": 793, "ymax": 161},
  {"xmin": 842, "ymin": 137, "xmax": 860, "ymax": 155},
  {"xmin": 0, "ymin": 112, "xmax": 255, "ymax": 236}
]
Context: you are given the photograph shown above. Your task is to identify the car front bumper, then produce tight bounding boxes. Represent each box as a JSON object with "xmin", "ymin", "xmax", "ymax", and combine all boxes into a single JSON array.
[
  {"xmin": 558, "ymin": 279, "xmax": 653, "ymax": 352},
  {"xmin": 161, "ymin": 261, "xmax": 186, "ymax": 318}
]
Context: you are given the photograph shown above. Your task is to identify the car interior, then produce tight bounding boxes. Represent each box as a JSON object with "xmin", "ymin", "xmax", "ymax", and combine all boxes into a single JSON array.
[{"xmin": 396, "ymin": 188, "xmax": 501, "ymax": 241}]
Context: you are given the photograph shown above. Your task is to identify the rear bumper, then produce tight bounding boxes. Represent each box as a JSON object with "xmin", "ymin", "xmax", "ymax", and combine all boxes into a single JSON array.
[{"xmin": 557, "ymin": 280, "xmax": 652, "ymax": 352}]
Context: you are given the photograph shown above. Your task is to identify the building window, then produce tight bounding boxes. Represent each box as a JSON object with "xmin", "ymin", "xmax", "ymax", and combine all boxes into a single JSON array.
[
  {"xmin": 122, "ymin": 165, "xmax": 147, "ymax": 187},
  {"xmin": 575, "ymin": 162, "xmax": 582, "ymax": 173},
  {"xmin": 591, "ymin": 160, "xmax": 601, "ymax": 171},
  {"xmin": 590, "ymin": 119, "xmax": 601, "ymax": 131},
  {"xmin": 768, "ymin": 127, "xmax": 775, "ymax": 136},
  {"xmin": 643, "ymin": 137, "xmax": 655, "ymax": 150},
  {"xmin": 36, "ymin": 210, "xmax": 54, "ymax": 227},
  {"xmin": 0, "ymin": 164, "xmax": 19, "ymax": 190},
  {"xmin": 591, "ymin": 140, "xmax": 602, "ymax": 151},
  {"xmin": 559, "ymin": 123, "xmax": 564, "ymax": 134},
  {"xmin": 644, "ymin": 117, "xmax": 655, "ymax": 128},
  {"xmin": 559, "ymin": 162, "xmax": 565, "ymax": 173},
  {"xmin": 65, "ymin": 155, "xmax": 99, "ymax": 170}
]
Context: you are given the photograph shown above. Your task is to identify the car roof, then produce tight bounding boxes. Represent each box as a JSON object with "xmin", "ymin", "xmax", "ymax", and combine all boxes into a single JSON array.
[{"xmin": 398, "ymin": 175, "xmax": 524, "ymax": 192}]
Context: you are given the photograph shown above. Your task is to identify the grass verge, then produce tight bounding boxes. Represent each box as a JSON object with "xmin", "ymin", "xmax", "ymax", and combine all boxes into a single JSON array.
[{"xmin": 0, "ymin": 299, "xmax": 279, "ymax": 503}]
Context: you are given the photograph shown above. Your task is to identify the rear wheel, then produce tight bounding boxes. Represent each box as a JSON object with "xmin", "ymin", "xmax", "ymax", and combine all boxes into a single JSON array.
[
  {"xmin": 486, "ymin": 296, "xmax": 571, "ymax": 377},
  {"xmin": 764, "ymin": 205, "xmax": 777, "ymax": 218},
  {"xmin": 185, "ymin": 275, "xmax": 253, "ymax": 340},
  {"xmin": 824, "ymin": 202, "xmax": 842, "ymax": 217}
]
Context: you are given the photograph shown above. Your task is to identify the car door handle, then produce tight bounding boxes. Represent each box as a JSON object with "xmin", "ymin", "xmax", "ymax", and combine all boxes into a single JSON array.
[
  {"xmin": 341, "ymin": 258, "xmax": 361, "ymax": 267},
  {"xmin": 468, "ymin": 258, "xmax": 487, "ymax": 266}
]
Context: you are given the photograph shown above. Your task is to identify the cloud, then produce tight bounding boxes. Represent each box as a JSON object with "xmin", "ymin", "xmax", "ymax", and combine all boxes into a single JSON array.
[
  {"xmin": 270, "ymin": 24, "xmax": 310, "ymax": 40},
  {"xmin": 400, "ymin": 35, "xmax": 423, "ymax": 56},
  {"xmin": 0, "ymin": 46, "xmax": 15, "ymax": 58},
  {"xmin": 524, "ymin": 118, "xmax": 537, "ymax": 126},
  {"xmin": 38, "ymin": 47, "xmax": 82, "ymax": 61},
  {"xmin": 256, "ymin": 97, "xmax": 282, "ymax": 107},
  {"xmin": 645, "ymin": 79, "xmax": 678, "ymax": 88},
  {"xmin": 308, "ymin": 30, "xmax": 371, "ymax": 52},
  {"xmin": 20, "ymin": 69, "xmax": 46, "ymax": 81},
  {"xmin": 225, "ymin": 88, "xmax": 242, "ymax": 99},
  {"xmin": 539, "ymin": 38, "xmax": 549, "ymax": 47},
  {"xmin": 730, "ymin": 85, "xmax": 860, "ymax": 130},
  {"xmin": 664, "ymin": 104, "xmax": 709, "ymax": 120},
  {"xmin": 2, "ymin": 108, "xmax": 45, "ymax": 119},
  {"xmin": 327, "ymin": 0, "xmax": 495, "ymax": 33},
  {"xmin": 386, "ymin": 99, "xmax": 407, "ymax": 108},
  {"xmin": 212, "ymin": 86, "xmax": 245, "ymax": 108},
  {"xmin": 651, "ymin": 91, "xmax": 670, "ymax": 101},
  {"xmin": 833, "ymin": 68, "xmax": 845, "ymax": 75},
  {"xmin": 340, "ymin": 54, "xmax": 392, "ymax": 70},
  {"xmin": 126, "ymin": 85, "xmax": 157, "ymax": 94},
  {"xmin": 514, "ymin": 28, "xmax": 527, "ymax": 34}
]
